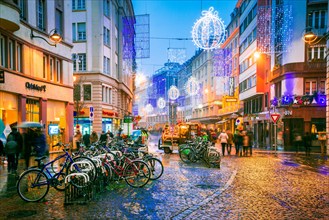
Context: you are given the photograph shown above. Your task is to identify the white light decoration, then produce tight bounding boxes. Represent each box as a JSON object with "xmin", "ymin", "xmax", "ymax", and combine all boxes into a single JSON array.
[
  {"xmin": 168, "ymin": 86, "xmax": 180, "ymax": 100},
  {"xmin": 157, "ymin": 97, "xmax": 166, "ymax": 109},
  {"xmin": 145, "ymin": 104, "xmax": 153, "ymax": 113},
  {"xmin": 191, "ymin": 7, "xmax": 226, "ymax": 50},
  {"xmin": 185, "ymin": 77, "xmax": 200, "ymax": 96}
]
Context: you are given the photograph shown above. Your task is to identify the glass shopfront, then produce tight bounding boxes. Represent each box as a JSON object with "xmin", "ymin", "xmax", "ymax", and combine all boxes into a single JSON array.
[
  {"xmin": 47, "ymin": 100, "xmax": 66, "ymax": 151},
  {"xmin": 0, "ymin": 92, "xmax": 18, "ymax": 141}
]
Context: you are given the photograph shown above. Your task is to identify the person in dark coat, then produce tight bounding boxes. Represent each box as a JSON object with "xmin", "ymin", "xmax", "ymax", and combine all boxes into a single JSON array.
[
  {"xmin": 9, "ymin": 128, "xmax": 23, "ymax": 170},
  {"xmin": 5, "ymin": 134, "xmax": 18, "ymax": 173},
  {"xmin": 83, "ymin": 131, "xmax": 90, "ymax": 147},
  {"xmin": 0, "ymin": 138, "xmax": 4, "ymax": 163},
  {"xmin": 303, "ymin": 132, "xmax": 312, "ymax": 156},
  {"xmin": 99, "ymin": 131, "xmax": 107, "ymax": 143},
  {"xmin": 23, "ymin": 128, "xmax": 33, "ymax": 169},
  {"xmin": 233, "ymin": 129, "xmax": 243, "ymax": 156},
  {"xmin": 33, "ymin": 128, "xmax": 47, "ymax": 157}
]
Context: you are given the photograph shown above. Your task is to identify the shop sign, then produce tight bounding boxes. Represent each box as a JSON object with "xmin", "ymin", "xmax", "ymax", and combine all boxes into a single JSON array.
[
  {"xmin": 226, "ymin": 98, "xmax": 237, "ymax": 102},
  {"xmin": 228, "ymin": 77, "xmax": 234, "ymax": 96},
  {"xmin": 284, "ymin": 110, "xmax": 292, "ymax": 116},
  {"xmin": 0, "ymin": 70, "xmax": 5, "ymax": 83},
  {"xmin": 25, "ymin": 82, "xmax": 46, "ymax": 92}
]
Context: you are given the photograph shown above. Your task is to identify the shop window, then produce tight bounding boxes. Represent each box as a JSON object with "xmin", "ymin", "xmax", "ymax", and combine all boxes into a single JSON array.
[
  {"xmin": 26, "ymin": 99, "xmax": 40, "ymax": 122},
  {"xmin": 83, "ymin": 84, "xmax": 91, "ymax": 101}
]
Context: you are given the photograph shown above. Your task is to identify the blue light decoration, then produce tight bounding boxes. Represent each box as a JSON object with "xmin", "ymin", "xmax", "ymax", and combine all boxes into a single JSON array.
[
  {"xmin": 185, "ymin": 76, "xmax": 200, "ymax": 96},
  {"xmin": 315, "ymin": 94, "xmax": 326, "ymax": 106},
  {"xmin": 213, "ymin": 48, "xmax": 232, "ymax": 77},
  {"xmin": 271, "ymin": 97, "xmax": 278, "ymax": 107},
  {"xmin": 257, "ymin": 4, "xmax": 293, "ymax": 54},
  {"xmin": 168, "ymin": 48, "xmax": 186, "ymax": 64},
  {"xmin": 281, "ymin": 95, "xmax": 294, "ymax": 106},
  {"xmin": 122, "ymin": 16, "xmax": 135, "ymax": 60},
  {"xmin": 168, "ymin": 86, "xmax": 180, "ymax": 100}
]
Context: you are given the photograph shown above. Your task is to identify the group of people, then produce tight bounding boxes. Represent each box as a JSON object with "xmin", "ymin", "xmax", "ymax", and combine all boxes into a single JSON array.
[
  {"xmin": 0, "ymin": 127, "xmax": 47, "ymax": 174},
  {"xmin": 217, "ymin": 129, "xmax": 253, "ymax": 157},
  {"xmin": 74, "ymin": 129, "xmax": 115, "ymax": 149}
]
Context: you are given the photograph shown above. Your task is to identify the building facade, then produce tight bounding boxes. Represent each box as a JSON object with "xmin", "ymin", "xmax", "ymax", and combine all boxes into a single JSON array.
[
  {"xmin": 0, "ymin": 0, "xmax": 74, "ymax": 150},
  {"xmin": 72, "ymin": 0, "xmax": 135, "ymax": 136}
]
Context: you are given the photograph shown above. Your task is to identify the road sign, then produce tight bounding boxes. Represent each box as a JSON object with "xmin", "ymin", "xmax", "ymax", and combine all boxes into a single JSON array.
[
  {"xmin": 270, "ymin": 113, "xmax": 280, "ymax": 123},
  {"xmin": 89, "ymin": 112, "xmax": 94, "ymax": 121},
  {"xmin": 90, "ymin": 106, "xmax": 94, "ymax": 112}
]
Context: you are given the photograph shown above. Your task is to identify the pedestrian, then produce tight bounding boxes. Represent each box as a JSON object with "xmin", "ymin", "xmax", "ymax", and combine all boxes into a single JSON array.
[
  {"xmin": 90, "ymin": 131, "xmax": 98, "ymax": 145},
  {"xmin": 242, "ymin": 130, "xmax": 250, "ymax": 156},
  {"xmin": 294, "ymin": 131, "xmax": 303, "ymax": 153},
  {"xmin": 83, "ymin": 131, "xmax": 90, "ymax": 147},
  {"xmin": 226, "ymin": 129, "xmax": 233, "ymax": 155},
  {"xmin": 9, "ymin": 128, "xmax": 23, "ymax": 169},
  {"xmin": 247, "ymin": 129, "xmax": 253, "ymax": 156},
  {"xmin": 33, "ymin": 128, "xmax": 47, "ymax": 157},
  {"xmin": 0, "ymin": 138, "xmax": 4, "ymax": 164},
  {"xmin": 218, "ymin": 130, "xmax": 228, "ymax": 156},
  {"xmin": 74, "ymin": 130, "xmax": 82, "ymax": 150},
  {"xmin": 5, "ymin": 133, "xmax": 18, "ymax": 173},
  {"xmin": 303, "ymin": 132, "xmax": 312, "ymax": 156},
  {"xmin": 99, "ymin": 131, "xmax": 107, "ymax": 143},
  {"xmin": 23, "ymin": 128, "xmax": 33, "ymax": 169},
  {"xmin": 233, "ymin": 129, "xmax": 243, "ymax": 156}
]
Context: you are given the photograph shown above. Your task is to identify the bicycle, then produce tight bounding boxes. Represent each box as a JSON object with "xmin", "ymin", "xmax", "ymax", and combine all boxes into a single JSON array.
[
  {"xmin": 102, "ymin": 153, "xmax": 151, "ymax": 188},
  {"xmin": 17, "ymin": 143, "xmax": 97, "ymax": 202}
]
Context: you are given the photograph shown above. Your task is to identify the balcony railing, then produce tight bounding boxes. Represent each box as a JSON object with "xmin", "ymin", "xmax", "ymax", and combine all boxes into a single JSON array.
[{"xmin": 272, "ymin": 61, "xmax": 326, "ymax": 77}]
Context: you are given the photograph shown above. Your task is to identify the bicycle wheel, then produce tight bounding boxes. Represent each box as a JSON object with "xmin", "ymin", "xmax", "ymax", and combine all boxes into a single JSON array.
[
  {"xmin": 53, "ymin": 172, "xmax": 66, "ymax": 191},
  {"xmin": 103, "ymin": 163, "xmax": 113, "ymax": 185},
  {"xmin": 66, "ymin": 156, "xmax": 97, "ymax": 188},
  {"xmin": 17, "ymin": 169, "xmax": 49, "ymax": 202},
  {"xmin": 146, "ymin": 157, "xmax": 164, "ymax": 180},
  {"xmin": 179, "ymin": 147, "xmax": 194, "ymax": 163},
  {"xmin": 124, "ymin": 160, "xmax": 150, "ymax": 188}
]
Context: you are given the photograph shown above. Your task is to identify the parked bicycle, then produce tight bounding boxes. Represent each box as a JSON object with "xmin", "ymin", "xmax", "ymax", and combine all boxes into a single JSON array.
[{"xmin": 17, "ymin": 143, "xmax": 97, "ymax": 202}]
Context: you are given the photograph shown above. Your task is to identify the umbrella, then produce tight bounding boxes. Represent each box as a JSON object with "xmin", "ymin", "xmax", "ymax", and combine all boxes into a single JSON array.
[{"xmin": 17, "ymin": 121, "xmax": 43, "ymax": 128}]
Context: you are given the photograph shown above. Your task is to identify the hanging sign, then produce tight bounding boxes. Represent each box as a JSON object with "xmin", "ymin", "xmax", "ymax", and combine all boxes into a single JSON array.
[{"xmin": 0, "ymin": 70, "xmax": 4, "ymax": 83}]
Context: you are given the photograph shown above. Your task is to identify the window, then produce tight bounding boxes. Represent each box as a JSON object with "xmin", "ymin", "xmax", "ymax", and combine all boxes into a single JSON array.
[
  {"xmin": 73, "ymin": 23, "xmax": 86, "ymax": 41},
  {"xmin": 83, "ymin": 84, "xmax": 91, "ymax": 101},
  {"xmin": 308, "ymin": 10, "xmax": 327, "ymax": 29},
  {"xmin": 56, "ymin": 59, "xmax": 61, "ymax": 83},
  {"xmin": 305, "ymin": 79, "xmax": 317, "ymax": 95},
  {"xmin": 49, "ymin": 57, "xmax": 54, "ymax": 81},
  {"xmin": 103, "ymin": 56, "xmax": 110, "ymax": 74},
  {"xmin": 37, "ymin": 0, "xmax": 46, "ymax": 31},
  {"xmin": 43, "ymin": 55, "xmax": 47, "ymax": 79},
  {"xmin": 0, "ymin": 35, "xmax": 5, "ymax": 67},
  {"xmin": 308, "ymin": 46, "xmax": 326, "ymax": 60},
  {"xmin": 73, "ymin": 53, "xmax": 86, "ymax": 71},
  {"xmin": 102, "ymin": 85, "xmax": 112, "ymax": 104},
  {"xmin": 55, "ymin": 9, "xmax": 63, "ymax": 36},
  {"xmin": 275, "ymin": 82, "xmax": 281, "ymax": 98},
  {"xmin": 74, "ymin": 84, "xmax": 81, "ymax": 101},
  {"xmin": 16, "ymin": 43, "xmax": 22, "ymax": 72},
  {"xmin": 103, "ymin": 27, "xmax": 110, "ymax": 46},
  {"xmin": 104, "ymin": 0, "xmax": 110, "ymax": 17},
  {"xmin": 26, "ymin": 99, "xmax": 40, "ymax": 122},
  {"xmin": 19, "ymin": 0, "xmax": 27, "ymax": 21},
  {"xmin": 8, "ymin": 40, "xmax": 14, "ymax": 70},
  {"xmin": 319, "ymin": 79, "xmax": 325, "ymax": 94},
  {"xmin": 72, "ymin": 0, "xmax": 85, "ymax": 10}
]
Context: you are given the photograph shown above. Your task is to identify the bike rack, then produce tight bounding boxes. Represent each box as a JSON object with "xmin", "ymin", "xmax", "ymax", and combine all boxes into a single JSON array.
[{"xmin": 64, "ymin": 172, "xmax": 93, "ymax": 205}]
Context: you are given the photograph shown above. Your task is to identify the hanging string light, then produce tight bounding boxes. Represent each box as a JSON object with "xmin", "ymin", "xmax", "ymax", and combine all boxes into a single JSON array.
[
  {"xmin": 185, "ymin": 77, "xmax": 200, "ymax": 95},
  {"xmin": 157, "ymin": 97, "xmax": 166, "ymax": 109},
  {"xmin": 168, "ymin": 86, "xmax": 180, "ymax": 100},
  {"xmin": 191, "ymin": 7, "xmax": 226, "ymax": 50}
]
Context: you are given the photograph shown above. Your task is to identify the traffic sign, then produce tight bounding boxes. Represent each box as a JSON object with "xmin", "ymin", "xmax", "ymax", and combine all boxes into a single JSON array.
[
  {"xmin": 90, "ymin": 106, "xmax": 94, "ymax": 112},
  {"xmin": 89, "ymin": 112, "xmax": 94, "ymax": 121},
  {"xmin": 270, "ymin": 113, "xmax": 280, "ymax": 123}
]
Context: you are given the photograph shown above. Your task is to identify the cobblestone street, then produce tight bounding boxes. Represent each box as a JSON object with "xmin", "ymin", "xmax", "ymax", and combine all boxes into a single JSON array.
[{"xmin": 0, "ymin": 151, "xmax": 328, "ymax": 220}]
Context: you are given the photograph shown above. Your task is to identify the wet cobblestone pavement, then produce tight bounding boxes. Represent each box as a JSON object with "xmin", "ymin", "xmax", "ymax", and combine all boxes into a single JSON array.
[{"xmin": 0, "ymin": 151, "xmax": 328, "ymax": 220}]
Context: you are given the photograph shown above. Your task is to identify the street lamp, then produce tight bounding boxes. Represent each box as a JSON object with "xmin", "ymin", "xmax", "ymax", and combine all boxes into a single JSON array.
[
  {"xmin": 303, "ymin": 27, "xmax": 329, "ymax": 156},
  {"xmin": 30, "ymin": 29, "xmax": 62, "ymax": 47}
]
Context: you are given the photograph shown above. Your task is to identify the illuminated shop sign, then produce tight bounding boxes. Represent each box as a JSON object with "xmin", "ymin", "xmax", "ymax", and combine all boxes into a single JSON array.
[
  {"xmin": 0, "ymin": 70, "xmax": 5, "ymax": 83},
  {"xmin": 25, "ymin": 82, "xmax": 46, "ymax": 92}
]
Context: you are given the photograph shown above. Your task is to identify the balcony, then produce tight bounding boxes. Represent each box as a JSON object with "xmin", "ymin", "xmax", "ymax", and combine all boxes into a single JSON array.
[
  {"xmin": 0, "ymin": 0, "xmax": 20, "ymax": 32},
  {"xmin": 272, "ymin": 61, "xmax": 326, "ymax": 78}
]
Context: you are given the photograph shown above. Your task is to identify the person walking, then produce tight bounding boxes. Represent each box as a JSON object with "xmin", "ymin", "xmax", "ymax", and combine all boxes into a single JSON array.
[
  {"xmin": 5, "ymin": 133, "xmax": 18, "ymax": 173},
  {"xmin": 82, "ymin": 131, "xmax": 90, "ymax": 148},
  {"xmin": 233, "ymin": 129, "xmax": 243, "ymax": 156},
  {"xmin": 33, "ymin": 128, "xmax": 47, "ymax": 157},
  {"xmin": 242, "ymin": 130, "xmax": 250, "ymax": 156},
  {"xmin": 9, "ymin": 128, "xmax": 23, "ymax": 170},
  {"xmin": 303, "ymin": 132, "xmax": 312, "ymax": 156},
  {"xmin": 74, "ymin": 130, "xmax": 82, "ymax": 150},
  {"xmin": 218, "ymin": 130, "xmax": 229, "ymax": 156},
  {"xmin": 0, "ymin": 138, "xmax": 4, "ymax": 165},
  {"xmin": 90, "ymin": 131, "xmax": 98, "ymax": 145},
  {"xmin": 23, "ymin": 128, "xmax": 33, "ymax": 169},
  {"xmin": 247, "ymin": 129, "xmax": 254, "ymax": 156},
  {"xmin": 226, "ymin": 129, "xmax": 234, "ymax": 155}
]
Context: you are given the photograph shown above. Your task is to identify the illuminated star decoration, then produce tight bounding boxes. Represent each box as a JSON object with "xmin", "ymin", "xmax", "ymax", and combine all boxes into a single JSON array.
[
  {"xmin": 157, "ymin": 97, "xmax": 166, "ymax": 109},
  {"xmin": 168, "ymin": 86, "xmax": 180, "ymax": 100},
  {"xmin": 145, "ymin": 104, "xmax": 153, "ymax": 113},
  {"xmin": 191, "ymin": 7, "xmax": 226, "ymax": 50},
  {"xmin": 185, "ymin": 77, "xmax": 200, "ymax": 96}
]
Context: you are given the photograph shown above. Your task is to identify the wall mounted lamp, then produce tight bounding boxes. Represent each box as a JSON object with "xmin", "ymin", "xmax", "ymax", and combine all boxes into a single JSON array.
[{"xmin": 30, "ymin": 29, "xmax": 62, "ymax": 47}]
